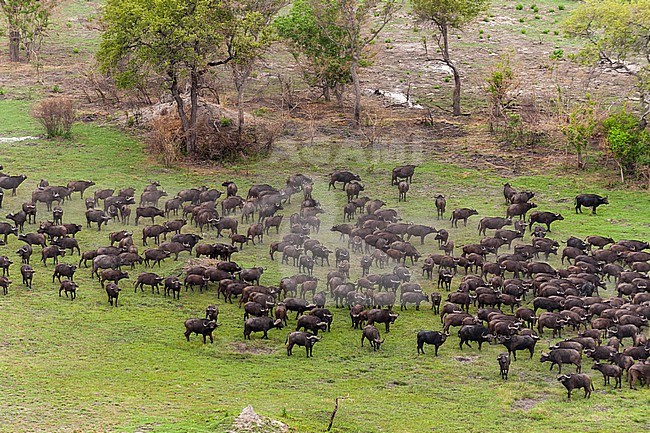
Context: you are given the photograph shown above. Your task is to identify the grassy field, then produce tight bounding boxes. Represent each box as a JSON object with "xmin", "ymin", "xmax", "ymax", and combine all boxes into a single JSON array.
[{"xmin": 0, "ymin": 99, "xmax": 649, "ymax": 433}]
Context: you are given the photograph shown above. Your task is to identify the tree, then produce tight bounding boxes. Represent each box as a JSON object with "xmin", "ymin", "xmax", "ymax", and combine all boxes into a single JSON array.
[
  {"xmin": 563, "ymin": 0, "xmax": 650, "ymax": 128},
  {"xmin": 97, "ymin": 0, "xmax": 239, "ymax": 157},
  {"xmin": 330, "ymin": 0, "xmax": 398, "ymax": 127},
  {"xmin": 228, "ymin": 0, "xmax": 285, "ymax": 136},
  {"xmin": 0, "ymin": 0, "xmax": 53, "ymax": 62},
  {"xmin": 274, "ymin": 0, "xmax": 351, "ymax": 103},
  {"xmin": 294, "ymin": 0, "xmax": 397, "ymax": 126},
  {"xmin": 411, "ymin": 0, "xmax": 490, "ymax": 116}
]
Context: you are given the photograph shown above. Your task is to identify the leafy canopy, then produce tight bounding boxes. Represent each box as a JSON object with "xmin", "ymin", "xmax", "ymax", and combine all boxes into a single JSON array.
[
  {"xmin": 411, "ymin": 0, "xmax": 490, "ymax": 28},
  {"xmin": 604, "ymin": 109, "xmax": 650, "ymax": 171},
  {"xmin": 563, "ymin": 0, "xmax": 650, "ymax": 72},
  {"xmin": 97, "ymin": 0, "xmax": 235, "ymax": 88},
  {"xmin": 274, "ymin": 0, "xmax": 351, "ymax": 90}
]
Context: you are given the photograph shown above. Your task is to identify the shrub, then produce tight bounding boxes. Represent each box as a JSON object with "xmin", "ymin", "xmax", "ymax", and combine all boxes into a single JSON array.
[
  {"xmin": 149, "ymin": 117, "xmax": 182, "ymax": 167},
  {"xmin": 516, "ymin": 4, "xmax": 523, "ymax": 10},
  {"xmin": 32, "ymin": 98, "xmax": 75, "ymax": 139},
  {"xmin": 603, "ymin": 109, "xmax": 650, "ymax": 184}
]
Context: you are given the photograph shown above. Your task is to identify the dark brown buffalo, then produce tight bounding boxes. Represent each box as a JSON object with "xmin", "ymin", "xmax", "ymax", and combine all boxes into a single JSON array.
[
  {"xmin": 528, "ymin": 211, "xmax": 564, "ymax": 231},
  {"xmin": 506, "ymin": 202, "xmax": 537, "ymax": 221},
  {"xmin": 478, "ymin": 217, "xmax": 511, "ymax": 236},
  {"xmin": 450, "ymin": 208, "xmax": 478, "ymax": 228},
  {"xmin": 391, "ymin": 164, "xmax": 416, "ymax": 185}
]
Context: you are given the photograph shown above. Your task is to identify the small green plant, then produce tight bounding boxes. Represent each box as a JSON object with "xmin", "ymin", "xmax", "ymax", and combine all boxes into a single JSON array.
[
  {"xmin": 385, "ymin": 38, "xmax": 391, "ymax": 43},
  {"xmin": 550, "ymin": 49, "xmax": 564, "ymax": 60},
  {"xmin": 542, "ymin": 29, "xmax": 549, "ymax": 34},
  {"xmin": 483, "ymin": 16, "xmax": 489, "ymax": 22},
  {"xmin": 519, "ymin": 17, "xmax": 525, "ymax": 23},
  {"xmin": 558, "ymin": 4, "xmax": 565, "ymax": 11},
  {"xmin": 521, "ymin": 29, "xmax": 527, "ymax": 34},
  {"xmin": 52, "ymin": 85, "xmax": 62, "ymax": 93},
  {"xmin": 72, "ymin": 48, "xmax": 79, "ymax": 54},
  {"xmin": 516, "ymin": 3, "xmax": 523, "ymax": 10},
  {"xmin": 444, "ymin": 76, "xmax": 451, "ymax": 83},
  {"xmin": 219, "ymin": 117, "xmax": 233, "ymax": 127},
  {"xmin": 530, "ymin": 3, "xmax": 536, "ymax": 9},
  {"xmin": 548, "ymin": 9, "xmax": 555, "ymax": 13},
  {"xmin": 0, "ymin": 87, "xmax": 5, "ymax": 96},
  {"xmin": 479, "ymin": 29, "xmax": 484, "ymax": 34},
  {"xmin": 487, "ymin": 34, "xmax": 491, "ymax": 39},
  {"xmin": 554, "ymin": 30, "xmax": 559, "ymax": 35},
  {"xmin": 534, "ymin": 15, "xmax": 541, "ymax": 20}
]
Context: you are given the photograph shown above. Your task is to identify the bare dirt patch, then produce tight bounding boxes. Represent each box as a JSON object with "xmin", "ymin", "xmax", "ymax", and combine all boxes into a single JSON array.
[
  {"xmin": 511, "ymin": 397, "xmax": 546, "ymax": 411},
  {"xmin": 454, "ymin": 355, "xmax": 479, "ymax": 363}
]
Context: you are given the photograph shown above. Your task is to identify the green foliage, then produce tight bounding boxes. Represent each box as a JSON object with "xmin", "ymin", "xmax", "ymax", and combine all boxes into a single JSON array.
[
  {"xmin": 516, "ymin": 3, "xmax": 523, "ymax": 10},
  {"xmin": 412, "ymin": 0, "xmax": 491, "ymax": 29},
  {"xmin": 274, "ymin": 0, "xmax": 352, "ymax": 99},
  {"xmin": 97, "ymin": 0, "xmax": 232, "ymax": 88},
  {"xmin": 563, "ymin": 0, "xmax": 650, "ymax": 123},
  {"xmin": 549, "ymin": 48, "xmax": 563, "ymax": 60},
  {"xmin": 603, "ymin": 109, "xmax": 650, "ymax": 182},
  {"xmin": 0, "ymin": 0, "xmax": 53, "ymax": 62}
]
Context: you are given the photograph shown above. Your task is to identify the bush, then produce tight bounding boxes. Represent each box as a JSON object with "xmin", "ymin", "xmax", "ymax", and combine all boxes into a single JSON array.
[
  {"xmin": 149, "ymin": 117, "xmax": 182, "ymax": 167},
  {"xmin": 603, "ymin": 110, "xmax": 650, "ymax": 184},
  {"xmin": 32, "ymin": 98, "xmax": 75, "ymax": 139},
  {"xmin": 193, "ymin": 113, "xmax": 278, "ymax": 163}
]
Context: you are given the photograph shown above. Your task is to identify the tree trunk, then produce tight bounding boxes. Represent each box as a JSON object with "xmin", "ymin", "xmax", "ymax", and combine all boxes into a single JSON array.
[
  {"xmin": 9, "ymin": 29, "xmax": 20, "ymax": 62},
  {"xmin": 188, "ymin": 69, "xmax": 199, "ymax": 157},
  {"xmin": 237, "ymin": 84, "xmax": 244, "ymax": 137},
  {"xmin": 169, "ymin": 72, "xmax": 191, "ymax": 155},
  {"xmin": 351, "ymin": 57, "xmax": 361, "ymax": 128},
  {"xmin": 439, "ymin": 24, "xmax": 461, "ymax": 116},
  {"xmin": 450, "ymin": 62, "xmax": 461, "ymax": 116}
]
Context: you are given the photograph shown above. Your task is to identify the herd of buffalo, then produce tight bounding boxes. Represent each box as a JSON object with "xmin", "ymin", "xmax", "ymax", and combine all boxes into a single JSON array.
[{"xmin": 0, "ymin": 163, "xmax": 649, "ymax": 400}]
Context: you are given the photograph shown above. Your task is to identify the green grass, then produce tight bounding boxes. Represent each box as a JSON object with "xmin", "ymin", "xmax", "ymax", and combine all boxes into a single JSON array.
[{"xmin": 1, "ymin": 98, "xmax": 649, "ymax": 433}]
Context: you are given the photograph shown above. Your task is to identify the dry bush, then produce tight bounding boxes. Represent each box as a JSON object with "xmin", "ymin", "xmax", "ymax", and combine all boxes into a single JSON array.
[
  {"xmin": 194, "ymin": 114, "xmax": 278, "ymax": 162},
  {"xmin": 148, "ymin": 117, "xmax": 182, "ymax": 167},
  {"xmin": 360, "ymin": 110, "xmax": 385, "ymax": 147},
  {"xmin": 32, "ymin": 98, "xmax": 75, "ymax": 138}
]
